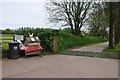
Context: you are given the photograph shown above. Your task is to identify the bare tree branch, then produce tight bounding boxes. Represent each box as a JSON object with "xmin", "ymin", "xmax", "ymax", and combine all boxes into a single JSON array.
[{"xmin": 46, "ymin": 0, "xmax": 91, "ymax": 35}]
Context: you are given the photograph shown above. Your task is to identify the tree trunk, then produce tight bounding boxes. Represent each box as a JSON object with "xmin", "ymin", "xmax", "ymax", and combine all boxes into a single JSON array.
[
  {"xmin": 74, "ymin": 22, "xmax": 80, "ymax": 36},
  {"xmin": 114, "ymin": 32, "xmax": 119, "ymax": 45},
  {"xmin": 114, "ymin": 2, "xmax": 120, "ymax": 45},
  {"xmin": 109, "ymin": 2, "xmax": 114, "ymax": 48},
  {"xmin": 69, "ymin": 22, "xmax": 74, "ymax": 34}
]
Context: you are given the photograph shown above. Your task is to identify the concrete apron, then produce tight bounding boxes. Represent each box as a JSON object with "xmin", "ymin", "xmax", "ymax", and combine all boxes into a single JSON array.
[{"xmin": 2, "ymin": 55, "xmax": 118, "ymax": 78}]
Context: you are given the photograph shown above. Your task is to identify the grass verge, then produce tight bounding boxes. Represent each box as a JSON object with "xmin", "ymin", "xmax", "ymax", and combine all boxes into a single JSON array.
[{"xmin": 97, "ymin": 51, "xmax": 119, "ymax": 59}]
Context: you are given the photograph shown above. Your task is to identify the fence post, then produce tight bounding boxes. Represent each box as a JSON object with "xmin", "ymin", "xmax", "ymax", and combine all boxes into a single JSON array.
[
  {"xmin": 53, "ymin": 36, "xmax": 58, "ymax": 53},
  {"xmin": 53, "ymin": 30, "xmax": 59, "ymax": 53}
]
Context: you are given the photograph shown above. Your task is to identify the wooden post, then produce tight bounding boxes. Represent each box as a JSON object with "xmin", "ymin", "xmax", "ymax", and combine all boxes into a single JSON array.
[{"xmin": 53, "ymin": 36, "xmax": 58, "ymax": 53}]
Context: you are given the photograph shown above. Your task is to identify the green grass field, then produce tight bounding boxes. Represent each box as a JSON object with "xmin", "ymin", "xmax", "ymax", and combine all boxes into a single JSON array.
[
  {"xmin": 0, "ymin": 34, "xmax": 13, "ymax": 40},
  {"xmin": 1, "ymin": 34, "xmax": 13, "ymax": 50}
]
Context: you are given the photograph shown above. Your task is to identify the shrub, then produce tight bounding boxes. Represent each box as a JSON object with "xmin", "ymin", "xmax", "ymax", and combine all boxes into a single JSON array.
[
  {"xmin": 115, "ymin": 42, "xmax": 120, "ymax": 52},
  {"xmin": 39, "ymin": 30, "xmax": 59, "ymax": 52},
  {"xmin": 39, "ymin": 32, "xmax": 54, "ymax": 51}
]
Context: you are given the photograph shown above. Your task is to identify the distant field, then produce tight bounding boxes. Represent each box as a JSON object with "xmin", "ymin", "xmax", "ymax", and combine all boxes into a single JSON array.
[
  {"xmin": 2, "ymin": 40, "xmax": 13, "ymax": 43},
  {"xmin": 0, "ymin": 34, "xmax": 13, "ymax": 40},
  {"xmin": 1, "ymin": 34, "xmax": 14, "ymax": 51},
  {"xmin": 2, "ymin": 34, "xmax": 14, "ymax": 37}
]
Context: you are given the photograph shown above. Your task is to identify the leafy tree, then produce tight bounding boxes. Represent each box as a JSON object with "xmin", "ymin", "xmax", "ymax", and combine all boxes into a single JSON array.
[
  {"xmin": 2, "ymin": 28, "xmax": 15, "ymax": 34},
  {"xmin": 88, "ymin": 2, "xmax": 109, "ymax": 38}
]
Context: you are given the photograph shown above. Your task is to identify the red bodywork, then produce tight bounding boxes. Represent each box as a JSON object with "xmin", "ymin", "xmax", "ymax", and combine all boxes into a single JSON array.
[{"xmin": 21, "ymin": 46, "xmax": 42, "ymax": 53}]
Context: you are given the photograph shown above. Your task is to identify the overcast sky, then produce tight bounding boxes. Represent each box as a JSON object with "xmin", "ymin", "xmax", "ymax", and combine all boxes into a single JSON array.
[{"xmin": 0, "ymin": 0, "xmax": 62, "ymax": 30}]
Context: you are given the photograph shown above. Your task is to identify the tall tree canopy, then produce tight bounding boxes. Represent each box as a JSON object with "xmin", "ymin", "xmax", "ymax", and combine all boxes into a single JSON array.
[{"xmin": 88, "ymin": 2, "xmax": 109, "ymax": 38}]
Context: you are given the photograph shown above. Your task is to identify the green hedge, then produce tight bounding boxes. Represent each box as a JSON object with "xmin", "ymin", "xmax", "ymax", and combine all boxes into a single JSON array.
[
  {"xmin": 58, "ymin": 34, "xmax": 107, "ymax": 51},
  {"xmin": 38, "ymin": 31, "xmax": 108, "ymax": 52}
]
